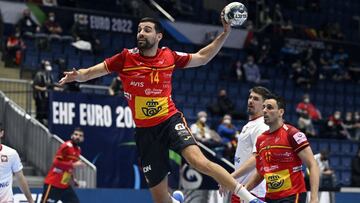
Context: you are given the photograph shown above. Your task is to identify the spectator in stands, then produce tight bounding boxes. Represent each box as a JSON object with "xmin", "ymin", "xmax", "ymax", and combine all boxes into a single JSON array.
[
  {"xmin": 319, "ymin": 44, "xmax": 334, "ymax": 79},
  {"xmin": 43, "ymin": 12, "xmax": 63, "ymax": 41},
  {"xmin": 4, "ymin": 29, "xmax": 26, "ymax": 67},
  {"xmin": 16, "ymin": 9, "xmax": 39, "ymax": 38},
  {"xmin": 0, "ymin": 123, "xmax": 34, "ymax": 203},
  {"xmin": 190, "ymin": 111, "xmax": 223, "ymax": 150},
  {"xmin": 323, "ymin": 111, "xmax": 349, "ymax": 139},
  {"xmin": 217, "ymin": 114, "xmax": 237, "ymax": 161},
  {"xmin": 41, "ymin": 127, "xmax": 85, "ymax": 203},
  {"xmin": 243, "ymin": 55, "xmax": 262, "ymax": 84},
  {"xmin": 351, "ymin": 148, "xmax": 360, "ymax": 187},
  {"xmin": 354, "ymin": 112, "xmax": 360, "ymax": 141},
  {"xmin": 290, "ymin": 60, "xmax": 312, "ymax": 89},
  {"xmin": 297, "ymin": 113, "xmax": 316, "ymax": 137},
  {"xmin": 71, "ymin": 15, "xmax": 102, "ymax": 54},
  {"xmin": 343, "ymin": 112, "xmax": 356, "ymax": 140},
  {"xmin": 33, "ymin": 60, "xmax": 62, "ymax": 125},
  {"xmin": 314, "ymin": 149, "xmax": 337, "ymax": 188},
  {"xmin": 296, "ymin": 94, "xmax": 322, "ymax": 122},
  {"xmin": 230, "ymin": 59, "xmax": 243, "ymax": 81},
  {"xmin": 208, "ymin": 89, "xmax": 235, "ymax": 117},
  {"xmin": 108, "ymin": 76, "xmax": 124, "ymax": 96},
  {"xmin": 273, "ymin": 4, "xmax": 284, "ymax": 25}
]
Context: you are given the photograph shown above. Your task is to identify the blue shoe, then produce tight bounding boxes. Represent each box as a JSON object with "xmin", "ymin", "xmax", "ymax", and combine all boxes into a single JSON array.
[
  {"xmin": 172, "ymin": 190, "xmax": 184, "ymax": 203},
  {"xmin": 249, "ymin": 198, "xmax": 265, "ymax": 203}
]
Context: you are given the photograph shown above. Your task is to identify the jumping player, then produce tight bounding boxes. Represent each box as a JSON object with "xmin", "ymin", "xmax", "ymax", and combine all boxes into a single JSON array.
[
  {"xmin": 58, "ymin": 14, "xmax": 264, "ymax": 203},
  {"xmin": 245, "ymin": 94, "xmax": 319, "ymax": 203}
]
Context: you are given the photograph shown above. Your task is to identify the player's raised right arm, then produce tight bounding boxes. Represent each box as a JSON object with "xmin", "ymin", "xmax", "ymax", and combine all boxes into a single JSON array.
[{"xmin": 59, "ymin": 62, "xmax": 109, "ymax": 86}]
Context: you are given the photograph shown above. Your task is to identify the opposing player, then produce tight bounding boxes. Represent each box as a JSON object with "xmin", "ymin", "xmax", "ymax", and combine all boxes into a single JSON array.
[
  {"xmin": 246, "ymin": 95, "xmax": 319, "ymax": 203},
  {"xmin": 58, "ymin": 15, "xmax": 264, "ymax": 203},
  {"xmin": 0, "ymin": 123, "xmax": 34, "ymax": 203},
  {"xmin": 221, "ymin": 86, "xmax": 271, "ymax": 202},
  {"xmin": 41, "ymin": 127, "xmax": 85, "ymax": 203}
]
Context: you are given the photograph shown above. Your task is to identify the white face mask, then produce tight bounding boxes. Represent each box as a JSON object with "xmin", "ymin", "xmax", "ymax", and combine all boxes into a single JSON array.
[
  {"xmin": 223, "ymin": 119, "xmax": 231, "ymax": 125},
  {"xmin": 45, "ymin": 65, "xmax": 52, "ymax": 71},
  {"xmin": 199, "ymin": 117, "xmax": 207, "ymax": 123},
  {"xmin": 304, "ymin": 98, "xmax": 310, "ymax": 103}
]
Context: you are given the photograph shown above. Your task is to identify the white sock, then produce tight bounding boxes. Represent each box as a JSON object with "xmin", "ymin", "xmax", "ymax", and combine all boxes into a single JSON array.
[
  {"xmin": 171, "ymin": 196, "xmax": 180, "ymax": 203},
  {"xmin": 234, "ymin": 183, "xmax": 257, "ymax": 202}
]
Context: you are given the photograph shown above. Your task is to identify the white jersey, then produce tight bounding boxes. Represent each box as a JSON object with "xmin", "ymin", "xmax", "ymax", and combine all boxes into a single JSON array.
[
  {"xmin": 0, "ymin": 144, "xmax": 23, "ymax": 203},
  {"xmin": 234, "ymin": 116, "xmax": 268, "ymax": 198}
]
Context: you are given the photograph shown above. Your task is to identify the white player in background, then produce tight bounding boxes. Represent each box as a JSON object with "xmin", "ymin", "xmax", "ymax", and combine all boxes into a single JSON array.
[
  {"xmin": 0, "ymin": 123, "xmax": 34, "ymax": 203},
  {"xmin": 220, "ymin": 86, "xmax": 271, "ymax": 203}
]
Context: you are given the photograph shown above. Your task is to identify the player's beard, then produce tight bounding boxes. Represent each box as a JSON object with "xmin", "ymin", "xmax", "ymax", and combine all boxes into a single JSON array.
[{"xmin": 137, "ymin": 38, "xmax": 155, "ymax": 50}]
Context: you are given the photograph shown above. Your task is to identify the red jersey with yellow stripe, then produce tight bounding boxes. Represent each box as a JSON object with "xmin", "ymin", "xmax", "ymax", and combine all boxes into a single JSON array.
[
  {"xmin": 44, "ymin": 141, "xmax": 81, "ymax": 189},
  {"xmin": 255, "ymin": 124, "xmax": 309, "ymax": 200},
  {"xmin": 105, "ymin": 47, "xmax": 191, "ymax": 127}
]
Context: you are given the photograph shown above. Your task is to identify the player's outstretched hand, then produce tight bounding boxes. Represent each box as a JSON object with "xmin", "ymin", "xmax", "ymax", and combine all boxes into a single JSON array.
[
  {"xmin": 220, "ymin": 9, "xmax": 231, "ymax": 33},
  {"xmin": 218, "ymin": 184, "xmax": 229, "ymax": 197},
  {"xmin": 59, "ymin": 68, "xmax": 80, "ymax": 86},
  {"xmin": 73, "ymin": 160, "xmax": 86, "ymax": 168}
]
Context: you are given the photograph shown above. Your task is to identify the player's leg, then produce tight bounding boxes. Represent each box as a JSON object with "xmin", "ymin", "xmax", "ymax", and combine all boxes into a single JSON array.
[
  {"xmin": 40, "ymin": 184, "xmax": 61, "ymax": 203},
  {"xmin": 61, "ymin": 186, "xmax": 80, "ymax": 203},
  {"xmin": 135, "ymin": 126, "xmax": 178, "ymax": 203}
]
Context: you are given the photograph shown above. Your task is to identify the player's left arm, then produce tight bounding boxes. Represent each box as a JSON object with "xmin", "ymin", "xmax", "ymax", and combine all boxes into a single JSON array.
[
  {"xmin": 298, "ymin": 146, "xmax": 320, "ymax": 203},
  {"xmin": 244, "ymin": 169, "xmax": 263, "ymax": 191},
  {"xmin": 185, "ymin": 12, "xmax": 231, "ymax": 68},
  {"xmin": 14, "ymin": 170, "xmax": 34, "ymax": 203}
]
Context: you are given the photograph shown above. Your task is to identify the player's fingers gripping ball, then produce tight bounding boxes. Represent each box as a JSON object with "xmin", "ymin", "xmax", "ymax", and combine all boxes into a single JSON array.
[{"xmin": 223, "ymin": 2, "xmax": 248, "ymax": 27}]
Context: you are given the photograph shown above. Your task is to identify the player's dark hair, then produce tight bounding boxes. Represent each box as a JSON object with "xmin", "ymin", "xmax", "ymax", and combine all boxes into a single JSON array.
[
  {"xmin": 73, "ymin": 127, "xmax": 83, "ymax": 133},
  {"xmin": 267, "ymin": 93, "xmax": 286, "ymax": 111},
  {"xmin": 139, "ymin": 17, "xmax": 164, "ymax": 34},
  {"xmin": 250, "ymin": 86, "xmax": 272, "ymax": 101}
]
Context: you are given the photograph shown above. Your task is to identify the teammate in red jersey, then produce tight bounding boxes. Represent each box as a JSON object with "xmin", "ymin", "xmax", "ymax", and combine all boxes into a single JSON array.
[
  {"xmin": 41, "ymin": 127, "xmax": 85, "ymax": 203},
  {"xmin": 245, "ymin": 94, "xmax": 319, "ymax": 203},
  {"xmin": 58, "ymin": 15, "xmax": 265, "ymax": 203}
]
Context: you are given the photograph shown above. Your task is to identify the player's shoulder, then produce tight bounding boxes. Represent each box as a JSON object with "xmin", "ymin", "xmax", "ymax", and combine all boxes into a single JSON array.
[
  {"xmin": 1, "ymin": 144, "xmax": 18, "ymax": 155},
  {"xmin": 64, "ymin": 140, "xmax": 74, "ymax": 148},
  {"xmin": 282, "ymin": 124, "xmax": 299, "ymax": 135}
]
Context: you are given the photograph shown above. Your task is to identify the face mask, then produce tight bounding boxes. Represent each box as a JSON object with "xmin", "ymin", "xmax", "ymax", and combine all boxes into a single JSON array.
[
  {"xmin": 15, "ymin": 33, "xmax": 20, "ymax": 38},
  {"xmin": 334, "ymin": 114, "xmax": 340, "ymax": 119},
  {"xmin": 223, "ymin": 119, "xmax": 231, "ymax": 125},
  {"xmin": 45, "ymin": 65, "xmax": 52, "ymax": 71},
  {"xmin": 49, "ymin": 16, "xmax": 55, "ymax": 21},
  {"xmin": 304, "ymin": 98, "xmax": 310, "ymax": 103},
  {"xmin": 199, "ymin": 117, "xmax": 207, "ymax": 123}
]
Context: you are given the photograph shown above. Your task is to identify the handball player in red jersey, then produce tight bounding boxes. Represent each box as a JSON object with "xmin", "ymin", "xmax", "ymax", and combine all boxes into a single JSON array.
[
  {"xmin": 245, "ymin": 94, "xmax": 320, "ymax": 203},
  {"xmin": 41, "ymin": 128, "xmax": 85, "ymax": 203},
  {"xmin": 58, "ymin": 15, "xmax": 265, "ymax": 203}
]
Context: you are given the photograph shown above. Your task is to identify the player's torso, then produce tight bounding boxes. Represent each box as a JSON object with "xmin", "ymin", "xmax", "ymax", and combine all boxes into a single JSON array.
[
  {"xmin": 0, "ymin": 146, "xmax": 15, "ymax": 200},
  {"xmin": 119, "ymin": 48, "xmax": 177, "ymax": 127},
  {"xmin": 256, "ymin": 127, "xmax": 305, "ymax": 198}
]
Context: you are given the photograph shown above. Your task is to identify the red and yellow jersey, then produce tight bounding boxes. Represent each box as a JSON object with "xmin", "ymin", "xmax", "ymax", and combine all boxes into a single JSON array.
[
  {"xmin": 255, "ymin": 124, "xmax": 309, "ymax": 200},
  {"xmin": 44, "ymin": 141, "xmax": 81, "ymax": 189},
  {"xmin": 105, "ymin": 47, "xmax": 191, "ymax": 127}
]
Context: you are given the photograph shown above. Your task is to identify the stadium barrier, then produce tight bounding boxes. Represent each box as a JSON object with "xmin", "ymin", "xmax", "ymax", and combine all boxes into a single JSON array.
[{"xmin": 0, "ymin": 90, "xmax": 97, "ymax": 188}]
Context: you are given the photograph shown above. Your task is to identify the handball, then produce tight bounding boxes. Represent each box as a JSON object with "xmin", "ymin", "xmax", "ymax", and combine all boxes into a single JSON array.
[{"xmin": 223, "ymin": 2, "xmax": 248, "ymax": 27}]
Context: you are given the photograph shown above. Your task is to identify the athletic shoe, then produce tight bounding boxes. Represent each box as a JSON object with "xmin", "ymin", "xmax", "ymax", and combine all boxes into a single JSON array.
[
  {"xmin": 172, "ymin": 190, "xmax": 184, "ymax": 203},
  {"xmin": 249, "ymin": 198, "xmax": 266, "ymax": 203}
]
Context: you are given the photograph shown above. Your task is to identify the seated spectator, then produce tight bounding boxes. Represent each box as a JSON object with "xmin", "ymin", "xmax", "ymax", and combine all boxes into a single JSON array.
[
  {"xmin": 42, "ymin": 12, "xmax": 72, "ymax": 42},
  {"xmin": 351, "ymin": 149, "xmax": 360, "ymax": 187},
  {"xmin": 71, "ymin": 15, "xmax": 102, "ymax": 54},
  {"xmin": 4, "ymin": 29, "xmax": 26, "ymax": 67},
  {"xmin": 208, "ymin": 89, "xmax": 235, "ymax": 117},
  {"xmin": 343, "ymin": 112, "xmax": 356, "ymax": 140},
  {"xmin": 297, "ymin": 112, "xmax": 316, "ymax": 137},
  {"xmin": 296, "ymin": 94, "xmax": 322, "ymax": 122},
  {"xmin": 323, "ymin": 111, "xmax": 349, "ymax": 139},
  {"xmin": 314, "ymin": 149, "xmax": 337, "ymax": 188},
  {"xmin": 230, "ymin": 60, "xmax": 243, "ymax": 81},
  {"xmin": 243, "ymin": 55, "xmax": 262, "ymax": 84},
  {"xmin": 108, "ymin": 76, "xmax": 124, "ymax": 96},
  {"xmin": 290, "ymin": 60, "xmax": 312, "ymax": 88},
  {"xmin": 217, "ymin": 114, "xmax": 237, "ymax": 161},
  {"xmin": 16, "ymin": 9, "xmax": 40, "ymax": 38},
  {"xmin": 190, "ymin": 111, "xmax": 223, "ymax": 150}
]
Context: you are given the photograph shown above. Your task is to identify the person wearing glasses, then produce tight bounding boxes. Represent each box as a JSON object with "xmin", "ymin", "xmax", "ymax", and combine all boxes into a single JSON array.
[{"xmin": 41, "ymin": 127, "xmax": 85, "ymax": 203}]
